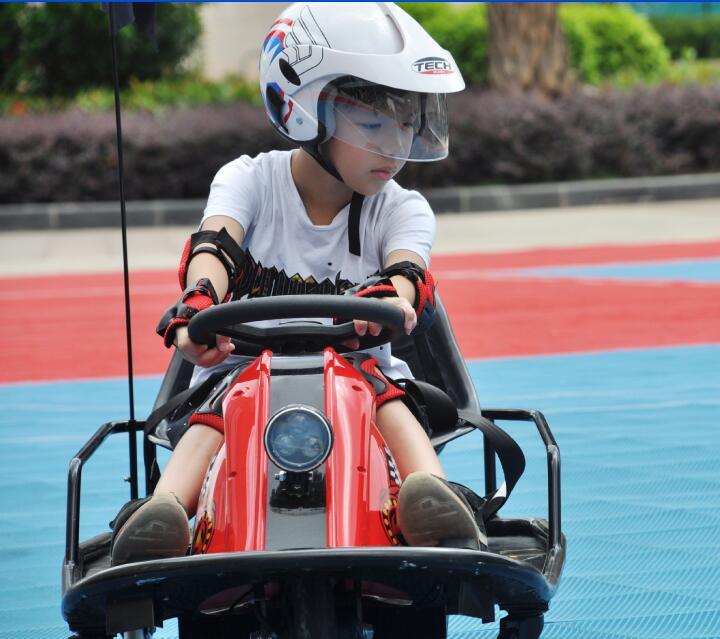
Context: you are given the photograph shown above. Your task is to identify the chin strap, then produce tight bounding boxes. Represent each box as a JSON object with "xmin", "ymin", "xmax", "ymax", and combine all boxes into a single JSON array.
[
  {"xmin": 301, "ymin": 143, "xmax": 366, "ymax": 257},
  {"xmin": 348, "ymin": 192, "xmax": 365, "ymax": 256}
]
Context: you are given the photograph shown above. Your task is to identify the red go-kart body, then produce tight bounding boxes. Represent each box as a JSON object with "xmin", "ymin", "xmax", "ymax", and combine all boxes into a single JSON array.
[{"xmin": 192, "ymin": 348, "xmax": 400, "ymax": 557}]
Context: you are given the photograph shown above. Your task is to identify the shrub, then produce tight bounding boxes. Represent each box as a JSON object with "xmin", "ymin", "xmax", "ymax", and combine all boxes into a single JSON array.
[
  {"xmin": 0, "ymin": 104, "xmax": 291, "ymax": 203},
  {"xmin": 560, "ymin": 4, "xmax": 670, "ymax": 83},
  {"xmin": 74, "ymin": 75, "xmax": 261, "ymax": 114},
  {"xmin": 0, "ymin": 75, "xmax": 261, "ymax": 117},
  {"xmin": 0, "ymin": 4, "xmax": 23, "ymax": 91},
  {"xmin": 3, "ymin": 85, "xmax": 720, "ymax": 203},
  {"xmin": 401, "ymin": 3, "xmax": 488, "ymax": 86},
  {"xmin": 650, "ymin": 15, "xmax": 720, "ymax": 60},
  {"xmin": 8, "ymin": 3, "xmax": 201, "ymax": 97},
  {"xmin": 404, "ymin": 85, "xmax": 720, "ymax": 187},
  {"xmin": 402, "ymin": 3, "xmax": 670, "ymax": 87}
]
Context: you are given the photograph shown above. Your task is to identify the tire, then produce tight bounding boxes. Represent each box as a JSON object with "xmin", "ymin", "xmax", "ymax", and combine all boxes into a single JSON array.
[
  {"xmin": 179, "ymin": 614, "xmax": 257, "ymax": 639},
  {"xmin": 371, "ymin": 606, "xmax": 447, "ymax": 639},
  {"xmin": 284, "ymin": 577, "xmax": 337, "ymax": 639},
  {"xmin": 497, "ymin": 613, "xmax": 544, "ymax": 639}
]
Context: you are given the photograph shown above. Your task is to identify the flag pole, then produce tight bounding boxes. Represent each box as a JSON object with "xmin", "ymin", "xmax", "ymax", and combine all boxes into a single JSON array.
[{"xmin": 108, "ymin": 6, "xmax": 139, "ymax": 501}]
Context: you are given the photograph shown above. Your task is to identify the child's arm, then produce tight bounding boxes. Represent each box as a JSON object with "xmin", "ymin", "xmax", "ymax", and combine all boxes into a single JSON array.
[
  {"xmin": 173, "ymin": 215, "xmax": 245, "ymax": 367},
  {"xmin": 386, "ymin": 248, "xmax": 423, "ymax": 308},
  {"xmin": 351, "ymin": 249, "xmax": 426, "ymax": 340}
]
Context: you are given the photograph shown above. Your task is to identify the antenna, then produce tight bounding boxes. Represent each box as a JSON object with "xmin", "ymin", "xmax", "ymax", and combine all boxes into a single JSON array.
[{"xmin": 108, "ymin": 7, "xmax": 138, "ymax": 500}]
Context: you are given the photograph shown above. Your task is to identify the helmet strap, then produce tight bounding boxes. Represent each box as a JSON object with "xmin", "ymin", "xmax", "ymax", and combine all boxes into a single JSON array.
[
  {"xmin": 299, "ymin": 142, "xmax": 366, "ymax": 257},
  {"xmin": 303, "ymin": 140, "xmax": 344, "ymax": 183}
]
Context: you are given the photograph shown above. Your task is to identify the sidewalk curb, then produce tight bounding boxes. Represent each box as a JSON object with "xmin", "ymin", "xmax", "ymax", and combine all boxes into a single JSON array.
[{"xmin": 2, "ymin": 172, "xmax": 719, "ymax": 231}]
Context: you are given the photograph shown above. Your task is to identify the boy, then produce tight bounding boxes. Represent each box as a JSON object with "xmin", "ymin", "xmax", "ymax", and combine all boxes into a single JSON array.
[{"xmin": 111, "ymin": 2, "xmax": 486, "ymax": 565}]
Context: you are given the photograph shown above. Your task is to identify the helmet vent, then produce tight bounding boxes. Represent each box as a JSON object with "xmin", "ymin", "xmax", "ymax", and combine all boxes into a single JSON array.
[
  {"xmin": 265, "ymin": 86, "xmax": 288, "ymax": 132},
  {"xmin": 279, "ymin": 58, "xmax": 301, "ymax": 87}
]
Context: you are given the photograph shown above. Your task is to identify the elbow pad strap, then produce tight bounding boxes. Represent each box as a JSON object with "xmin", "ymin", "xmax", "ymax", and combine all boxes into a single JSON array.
[
  {"xmin": 178, "ymin": 228, "xmax": 246, "ymax": 301},
  {"xmin": 377, "ymin": 261, "xmax": 436, "ymax": 333},
  {"xmin": 157, "ymin": 278, "xmax": 219, "ymax": 348},
  {"xmin": 343, "ymin": 275, "xmax": 399, "ymax": 300}
]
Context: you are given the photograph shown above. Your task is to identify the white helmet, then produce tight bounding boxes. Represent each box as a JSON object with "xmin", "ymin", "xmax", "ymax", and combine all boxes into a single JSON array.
[{"xmin": 259, "ymin": 2, "xmax": 465, "ymax": 173}]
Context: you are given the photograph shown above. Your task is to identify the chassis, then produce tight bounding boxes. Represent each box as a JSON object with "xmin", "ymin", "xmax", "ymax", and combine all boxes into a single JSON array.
[{"xmin": 62, "ymin": 295, "xmax": 565, "ymax": 639}]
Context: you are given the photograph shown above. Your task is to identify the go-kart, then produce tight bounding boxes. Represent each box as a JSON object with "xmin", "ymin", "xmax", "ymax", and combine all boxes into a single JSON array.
[{"xmin": 62, "ymin": 294, "xmax": 565, "ymax": 639}]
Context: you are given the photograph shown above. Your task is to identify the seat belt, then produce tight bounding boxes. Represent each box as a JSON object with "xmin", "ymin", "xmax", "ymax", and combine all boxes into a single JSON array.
[{"xmin": 458, "ymin": 409, "xmax": 526, "ymax": 520}]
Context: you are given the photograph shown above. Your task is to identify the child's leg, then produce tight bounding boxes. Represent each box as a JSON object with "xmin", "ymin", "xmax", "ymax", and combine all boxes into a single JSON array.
[
  {"xmin": 375, "ymin": 399, "xmax": 444, "ymax": 480},
  {"xmin": 111, "ymin": 424, "xmax": 222, "ymax": 564},
  {"xmin": 376, "ymin": 397, "xmax": 486, "ymax": 550},
  {"xmin": 155, "ymin": 424, "xmax": 224, "ymax": 514}
]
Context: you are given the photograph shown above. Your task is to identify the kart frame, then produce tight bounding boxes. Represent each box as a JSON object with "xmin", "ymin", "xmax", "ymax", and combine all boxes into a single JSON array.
[{"xmin": 63, "ymin": 296, "xmax": 565, "ymax": 638}]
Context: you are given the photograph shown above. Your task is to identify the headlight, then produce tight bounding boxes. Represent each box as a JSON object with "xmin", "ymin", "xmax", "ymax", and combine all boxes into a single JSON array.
[{"xmin": 264, "ymin": 405, "xmax": 333, "ymax": 473}]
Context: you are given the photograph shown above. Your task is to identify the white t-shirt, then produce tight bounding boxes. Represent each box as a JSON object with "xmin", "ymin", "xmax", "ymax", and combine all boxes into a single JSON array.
[{"xmin": 191, "ymin": 149, "xmax": 435, "ymax": 384}]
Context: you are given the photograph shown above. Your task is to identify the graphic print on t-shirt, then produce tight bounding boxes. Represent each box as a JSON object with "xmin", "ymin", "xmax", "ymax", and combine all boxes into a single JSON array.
[{"xmin": 235, "ymin": 249, "xmax": 357, "ymax": 299}]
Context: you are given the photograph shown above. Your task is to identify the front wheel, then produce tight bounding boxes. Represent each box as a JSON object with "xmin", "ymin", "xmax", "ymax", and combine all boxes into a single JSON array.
[
  {"xmin": 283, "ymin": 577, "xmax": 337, "ymax": 639},
  {"xmin": 497, "ymin": 613, "xmax": 544, "ymax": 639},
  {"xmin": 371, "ymin": 606, "xmax": 447, "ymax": 639}
]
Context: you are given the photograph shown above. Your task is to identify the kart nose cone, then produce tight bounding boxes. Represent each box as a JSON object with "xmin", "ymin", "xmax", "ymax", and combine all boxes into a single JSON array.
[{"xmin": 264, "ymin": 405, "xmax": 333, "ymax": 472}]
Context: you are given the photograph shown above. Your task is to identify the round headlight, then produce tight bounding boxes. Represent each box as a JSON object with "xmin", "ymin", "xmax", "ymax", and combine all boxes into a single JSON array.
[{"xmin": 264, "ymin": 405, "xmax": 333, "ymax": 473}]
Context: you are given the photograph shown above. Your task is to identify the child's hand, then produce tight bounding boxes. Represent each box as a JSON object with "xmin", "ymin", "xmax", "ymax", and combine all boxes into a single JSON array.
[
  {"xmin": 175, "ymin": 326, "xmax": 235, "ymax": 367},
  {"xmin": 354, "ymin": 296, "xmax": 417, "ymax": 340}
]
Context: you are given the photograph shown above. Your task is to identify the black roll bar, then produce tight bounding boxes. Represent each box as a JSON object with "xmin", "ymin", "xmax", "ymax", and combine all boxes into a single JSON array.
[{"xmin": 481, "ymin": 409, "xmax": 562, "ymax": 552}]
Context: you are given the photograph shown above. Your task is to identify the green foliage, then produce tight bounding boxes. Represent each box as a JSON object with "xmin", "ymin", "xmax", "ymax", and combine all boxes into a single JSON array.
[
  {"xmin": 401, "ymin": 3, "xmax": 488, "ymax": 86},
  {"xmin": 76, "ymin": 75, "xmax": 261, "ymax": 113},
  {"xmin": 560, "ymin": 4, "xmax": 670, "ymax": 84},
  {"xmin": 0, "ymin": 4, "xmax": 24, "ymax": 91},
  {"xmin": 0, "ymin": 75, "xmax": 260, "ymax": 116},
  {"xmin": 401, "ymin": 2, "xmax": 670, "ymax": 88},
  {"xmin": 6, "ymin": 3, "xmax": 201, "ymax": 97},
  {"xmin": 608, "ymin": 57, "xmax": 720, "ymax": 90},
  {"xmin": 650, "ymin": 15, "xmax": 720, "ymax": 60},
  {"xmin": 558, "ymin": 8, "xmax": 602, "ymax": 85}
]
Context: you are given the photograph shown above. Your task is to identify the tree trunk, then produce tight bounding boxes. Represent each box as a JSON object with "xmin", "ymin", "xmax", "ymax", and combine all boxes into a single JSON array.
[{"xmin": 488, "ymin": 3, "xmax": 572, "ymax": 97}]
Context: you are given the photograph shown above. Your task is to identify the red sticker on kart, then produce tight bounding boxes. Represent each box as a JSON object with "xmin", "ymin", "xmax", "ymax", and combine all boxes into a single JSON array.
[
  {"xmin": 192, "ymin": 508, "xmax": 215, "ymax": 555},
  {"xmin": 379, "ymin": 447, "xmax": 404, "ymax": 545},
  {"xmin": 380, "ymin": 495, "xmax": 401, "ymax": 546},
  {"xmin": 412, "ymin": 57, "xmax": 453, "ymax": 75}
]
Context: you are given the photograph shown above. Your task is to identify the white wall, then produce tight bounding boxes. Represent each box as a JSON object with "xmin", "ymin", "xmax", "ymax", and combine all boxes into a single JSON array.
[{"xmin": 198, "ymin": 2, "xmax": 291, "ymax": 81}]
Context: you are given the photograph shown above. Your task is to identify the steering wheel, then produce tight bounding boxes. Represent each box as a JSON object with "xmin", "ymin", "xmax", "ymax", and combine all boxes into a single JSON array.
[{"xmin": 187, "ymin": 295, "xmax": 406, "ymax": 355}]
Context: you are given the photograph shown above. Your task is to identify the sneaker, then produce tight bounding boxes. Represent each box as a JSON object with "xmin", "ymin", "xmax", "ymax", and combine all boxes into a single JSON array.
[
  {"xmin": 110, "ymin": 493, "xmax": 190, "ymax": 565},
  {"xmin": 397, "ymin": 472, "xmax": 488, "ymax": 550}
]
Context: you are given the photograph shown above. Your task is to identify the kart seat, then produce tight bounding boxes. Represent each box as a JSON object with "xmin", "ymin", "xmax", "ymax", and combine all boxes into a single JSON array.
[{"xmin": 390, "ymin": 293, "xmax": 482, "ymax": 439}]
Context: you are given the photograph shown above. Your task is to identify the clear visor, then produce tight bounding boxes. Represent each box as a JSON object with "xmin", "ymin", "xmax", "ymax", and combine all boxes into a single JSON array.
[{"xmin": 318, "ymin": 80, "xmax": 449, "ymax": 162}]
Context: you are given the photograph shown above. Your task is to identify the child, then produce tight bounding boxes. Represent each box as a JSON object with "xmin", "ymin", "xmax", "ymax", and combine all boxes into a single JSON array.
[{"xmin": 111, "ymin": 1, "xmax": 486, "ymax": 565}]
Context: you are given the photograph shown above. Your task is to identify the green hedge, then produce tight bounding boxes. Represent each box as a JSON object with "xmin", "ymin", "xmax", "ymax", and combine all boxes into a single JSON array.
[
  {"xmin": 560, "ymin": 4, "xmax": 669, "ymax": 84},
  {"xmin": 4, "ymin": 85, "xmax": 720, "ymax": 203},
  {"xmin": 650, "ymin": 15, "xmax": 720, "ymax": 59},
  {"xmin": 1, "ymin": 3, "xmax": 201, "ymax": 97},
  {"xmin": 0, "ymin": 4, "xmax": 23, "ymax": 92},
  {"xmin": 401, "ymin": 3, "xmax": 488, "ymax": 86},
  {"xmin": 401, "ymin": 3, "xmax": 669, "ymax": 86}
]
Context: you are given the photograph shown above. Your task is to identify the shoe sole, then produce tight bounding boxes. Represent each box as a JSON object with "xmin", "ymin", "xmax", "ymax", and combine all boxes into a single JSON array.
[
  {"xmin": 111, "ymin": 494, "xmax": 190, "ymax": 565},
  {"xmin": 398, "ymin": 473, "xmax": 486, "ymax": 549}
]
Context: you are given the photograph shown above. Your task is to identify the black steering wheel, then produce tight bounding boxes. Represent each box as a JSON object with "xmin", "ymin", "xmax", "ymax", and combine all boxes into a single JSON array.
[{"xmin": 187, "ymin": 295, "xmax": 406, "ymax": 355}]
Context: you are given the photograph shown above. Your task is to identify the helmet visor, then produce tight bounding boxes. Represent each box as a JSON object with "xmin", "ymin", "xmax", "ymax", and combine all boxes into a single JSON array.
[{"xmin": 319, "ymin": 79, "xmax": 449, "ymax": 162}]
